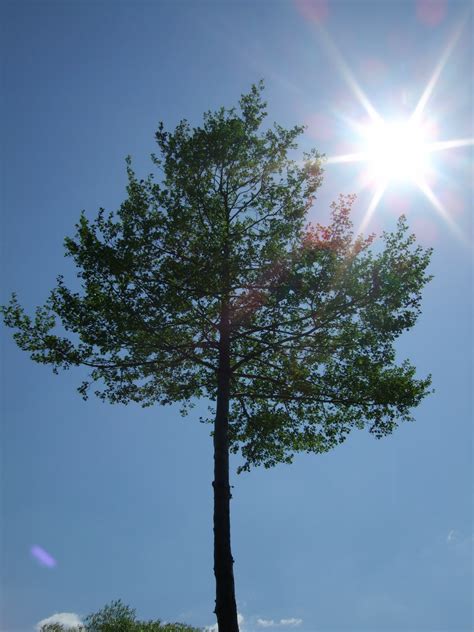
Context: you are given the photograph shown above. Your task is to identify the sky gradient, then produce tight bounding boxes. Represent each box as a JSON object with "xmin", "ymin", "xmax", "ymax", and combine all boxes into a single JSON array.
[{"xmin": 1, "ymin": 1, "xmax": 472, "ymax": 631}]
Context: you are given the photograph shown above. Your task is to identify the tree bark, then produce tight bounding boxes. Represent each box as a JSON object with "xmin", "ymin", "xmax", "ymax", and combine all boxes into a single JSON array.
[{"xmin": 213, "ymin": 299, "xmax": 239, "ymax": 632}]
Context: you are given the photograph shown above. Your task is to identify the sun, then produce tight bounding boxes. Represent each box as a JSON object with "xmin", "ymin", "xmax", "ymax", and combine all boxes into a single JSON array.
[
  {"xmin": 361, "ymin": 118, "xmax": 432, "ymax": 185},
  {"xmin": 319, "ymin": 18, "xmax": 473, "ymax": 237}
]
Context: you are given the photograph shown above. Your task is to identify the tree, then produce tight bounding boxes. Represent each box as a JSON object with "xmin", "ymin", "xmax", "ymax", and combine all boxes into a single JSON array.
[
  {"xmin": 3, "ymin": 83, "xmax": 432, "ymax": 632},
  {"xmin": 39, "ymin": 599, "xmax": 202, "ymax": 631}
]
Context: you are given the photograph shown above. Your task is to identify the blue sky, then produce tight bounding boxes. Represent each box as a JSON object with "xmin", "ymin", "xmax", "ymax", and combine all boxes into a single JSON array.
[{"xmin": 1, "ymin": 1, "xmax": 472, "ymax": 631}]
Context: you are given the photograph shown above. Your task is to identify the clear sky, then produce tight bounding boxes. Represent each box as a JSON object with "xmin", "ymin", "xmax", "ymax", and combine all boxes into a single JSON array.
[{"xmin": 1, "ymin": 1, "xmax": 472, "ymax": 631}]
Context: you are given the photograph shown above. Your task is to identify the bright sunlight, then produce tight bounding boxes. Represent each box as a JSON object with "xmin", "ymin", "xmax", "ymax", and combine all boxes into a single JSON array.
[
  {"xmin": 361, "ymin": 118, "xmax": 431, "ymax": 185},
  {"xmin": 321, "ymin": 17, "xmax": 474, "ymax": 236}
]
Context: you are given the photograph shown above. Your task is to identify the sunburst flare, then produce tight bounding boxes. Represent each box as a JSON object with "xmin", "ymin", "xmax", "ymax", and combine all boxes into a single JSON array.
[{"xmin": 320, "ymin": 18, "xmax": 473, "ymax": 239}]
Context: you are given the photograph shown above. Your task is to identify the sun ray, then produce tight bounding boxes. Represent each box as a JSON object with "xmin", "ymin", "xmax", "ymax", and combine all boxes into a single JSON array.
[
  {"xmin": 416, "ymin": 179, "xmax": 466, "ymax": 242},
  {"xmin": 411, "ymin": 19, "xmax": 465, "ymax": 124},
  {"xmin": 426, "ymin": 138, "xmax": 474, "ymax": 153},
  {"xmin": 325, "ymin": 152, "xmax": 369, "ymax": 165},
  {"xmin": 358, "ymin": 181, "xmax": 387, "ymax": 233},
  {"xmin": 315, "ymin": 25, "xmax": 382, "ymax": 124}
]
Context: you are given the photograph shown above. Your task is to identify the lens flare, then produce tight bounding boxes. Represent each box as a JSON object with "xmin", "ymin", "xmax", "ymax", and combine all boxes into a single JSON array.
[{"xmin": 31, "ymin": 545, "xmax": 57, "ymax": 568}]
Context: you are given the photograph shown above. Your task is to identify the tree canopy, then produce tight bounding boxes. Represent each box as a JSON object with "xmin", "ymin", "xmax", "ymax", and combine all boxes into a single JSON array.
[
  {"xmin": 1, "ymin": 83, "xmax": 432, "ymax": 472},
  {"xmin": 39, "ymin": 600, "xmax": 202, "ymax": 632}
]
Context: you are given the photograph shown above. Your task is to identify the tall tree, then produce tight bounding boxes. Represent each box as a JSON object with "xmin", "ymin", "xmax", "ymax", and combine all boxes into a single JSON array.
[{"xmin": 2, "ymin": 84, "xmax": 432, "ymax": 632}]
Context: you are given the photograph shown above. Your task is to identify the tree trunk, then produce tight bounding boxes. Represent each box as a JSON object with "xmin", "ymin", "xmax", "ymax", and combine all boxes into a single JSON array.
[{"xmin": 213, "ymin": 301, "xmax": 239, "ymax": 632}]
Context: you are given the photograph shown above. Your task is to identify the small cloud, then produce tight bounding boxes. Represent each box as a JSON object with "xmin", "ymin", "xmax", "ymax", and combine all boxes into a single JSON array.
[
  {"xmin": 447, "ymin": 529, "xmax": 457, "ymax": 542},
  {"xmin": 257, "ymin": 618, "xmax": 302, "ymax": 628},
  {"xmin": 35, "ymin": 612, "xmax": 83, "ymax": 630}
]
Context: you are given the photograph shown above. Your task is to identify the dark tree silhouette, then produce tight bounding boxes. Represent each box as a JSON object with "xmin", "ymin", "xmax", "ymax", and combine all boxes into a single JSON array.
[{"xmin": 3, "ymin": 84, "xmax": 432, "ymax": 632}]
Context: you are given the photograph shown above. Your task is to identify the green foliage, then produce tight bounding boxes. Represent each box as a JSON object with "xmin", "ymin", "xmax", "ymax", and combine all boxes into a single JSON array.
[
  {"xmin": 83, "ymin": 599, "xmax": 137, "ymax": 632},
  {"xmin": 39, "ymin": 600, "xmax": 202, "ymax": 632},
  {"xmin": 2, "ymin": 82, "xmax": 432, "ymax": 471}
]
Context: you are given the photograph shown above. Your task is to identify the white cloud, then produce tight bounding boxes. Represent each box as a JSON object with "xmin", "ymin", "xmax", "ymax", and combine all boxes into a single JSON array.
[
  {"xmin": 35, "ymin": 612, "xmax": 83, "ymax": 631},
  {"xmin": 447, "ymin": 529, "xmax": 457, "ymax": 543},
  {"xmin": 206, "ymin": 612, "xmax": 302, "ymax": 631},
  {"xmin": 257, "ymin": 618, "xmax": 303, "ymax": 628}
]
